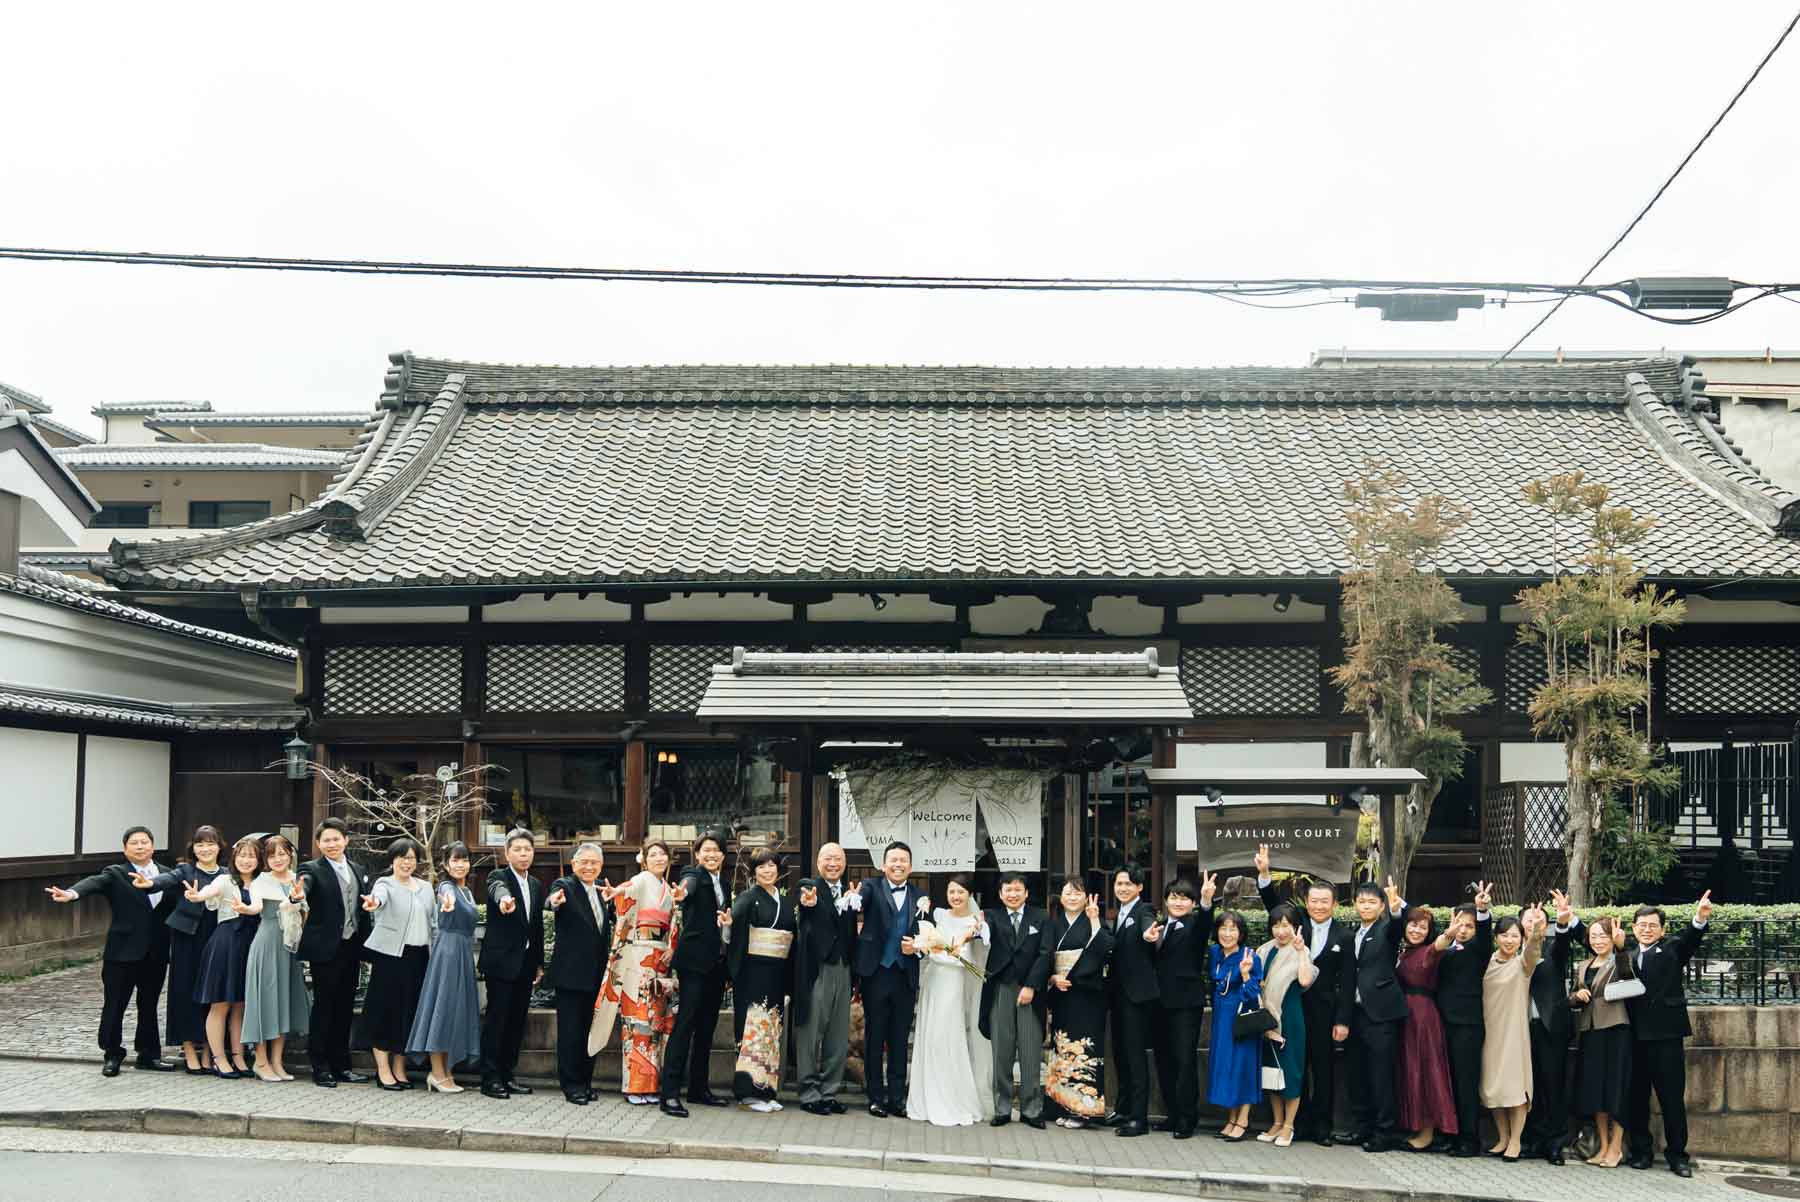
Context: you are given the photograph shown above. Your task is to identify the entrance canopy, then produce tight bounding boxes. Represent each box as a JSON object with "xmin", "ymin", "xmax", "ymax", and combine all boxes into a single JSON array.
[{"xmin": 695, "ymin": 646, "xmax": 1194, "ymax": 726}]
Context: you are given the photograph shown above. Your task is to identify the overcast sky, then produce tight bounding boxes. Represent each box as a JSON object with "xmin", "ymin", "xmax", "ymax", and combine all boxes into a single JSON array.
[{"xmin": 5, "ymin": 3, "xmax": 1798, "ymax": 434}]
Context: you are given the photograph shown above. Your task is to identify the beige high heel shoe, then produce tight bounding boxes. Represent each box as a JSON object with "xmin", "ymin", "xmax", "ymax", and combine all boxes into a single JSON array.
[
  {"xmin": 1274, "ymin": 1125, "xmax": 1295, "ymax": 1148},
  {"xmin": 427, "ymin": 1075, "xmax": 464, "ymax": 1093}
]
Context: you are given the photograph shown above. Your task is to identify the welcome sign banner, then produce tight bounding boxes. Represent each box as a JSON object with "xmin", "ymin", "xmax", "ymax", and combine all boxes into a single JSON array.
[{"xmin": 841, "ymin": 768, "xmax": 1042, "ymax": 871}]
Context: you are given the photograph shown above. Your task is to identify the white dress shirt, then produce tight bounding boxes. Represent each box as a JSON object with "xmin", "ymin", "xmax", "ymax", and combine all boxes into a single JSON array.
[{"xmin": 511, "ymin": 868, "xmax": 532, "ymax": 918}]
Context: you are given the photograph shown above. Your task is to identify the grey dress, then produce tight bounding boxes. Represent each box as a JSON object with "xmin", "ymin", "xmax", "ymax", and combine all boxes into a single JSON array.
[
  {"xmin": 241, "ymin": 873, "xmax": 312, "ymax": 1043},
  {"xmin": 406, "ymin": 882, "xmax": 481, "ymax": 1065}
]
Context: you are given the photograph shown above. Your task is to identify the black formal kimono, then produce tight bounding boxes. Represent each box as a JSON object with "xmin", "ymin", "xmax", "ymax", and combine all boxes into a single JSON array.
[
  {"xmin": 1150, "ymin": 903, "xmax": 1215, "ymax": 1134},
  {"xmin": 1104, "ymin": 898, "xmax": 1160, "ymax": 1125},
  {"xmin": 662, "ymin": 863, "xmax": 732, "ymax": 1102},
  {"xmin": 1035, "ymin": 910, "xmax": 1116, "ymax": 1121},
  {"xmin": 69, "ymin": 861, "xmax": 180, "ymax": 1063},
  {"xmin": 1433, "ymin": 910, "xmax": 1493, "ymax": 1153},
  {"xmin": 544, "ymin": 875, "xmax": 612, "ymax": 1098},
  {"xmin": 728, "ymin": 885, "xmax": 796, "ymax": 1102},
  {"xmin": 1625, "ymin": 919, "xmax": 1706, "ymax": 1168}
]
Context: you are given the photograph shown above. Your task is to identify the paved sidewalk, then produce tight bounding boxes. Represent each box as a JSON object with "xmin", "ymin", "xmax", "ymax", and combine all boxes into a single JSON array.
[{"xmin": 0, "ymin": 1056, "xmax": 1764, "ymax": 1202}]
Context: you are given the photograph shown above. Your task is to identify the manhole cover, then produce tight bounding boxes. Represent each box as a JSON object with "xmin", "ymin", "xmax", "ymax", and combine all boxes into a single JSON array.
[{"xmin": 1728, "ymin": 1176, "xmax": 1800, "ymax": 1198}]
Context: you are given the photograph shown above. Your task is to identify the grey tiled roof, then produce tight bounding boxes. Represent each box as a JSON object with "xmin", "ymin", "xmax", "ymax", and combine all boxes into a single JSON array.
[
  {"xmin": 0, "ymin": 686, "xmax": 303, "ymax": 732},
  {"xmin": 91, "ymin": 399, "xmax": 213, "ymax": 417},
  {"xmin": 0, "ymin": 571, "xmax": 295, "ymax": 660},
  {"xmin": 55, "ymin": 442, "xmax": 346, "ymax": 471},
  {"xmin": 25, "ymin": 412, "xmax": 96, "ymax": 445},
  {"xmin": 15, "ymin": 562, "xmax": 112, "ymax": 593},
  {"xmin": 102, "ymin": 356, "xmax": 1800, "ymax": 592},
  {"xmin": 146, "ymin": 409, "xmax": 368, "ymax": 428},
  {"xmin": 0, "ymin": 381, "xmax": 50, "ymax": 413}
]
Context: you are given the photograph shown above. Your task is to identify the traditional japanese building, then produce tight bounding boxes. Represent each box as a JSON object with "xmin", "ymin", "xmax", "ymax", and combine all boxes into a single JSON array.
[{"xmin": 92, "ymin": 352, "xmax": 1800, "ymax": 903}]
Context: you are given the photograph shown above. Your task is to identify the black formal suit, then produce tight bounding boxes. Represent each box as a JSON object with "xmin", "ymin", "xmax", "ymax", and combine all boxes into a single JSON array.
[
  {"xmin": 854, "ymin": 876, "xmax": 924, "ymax": 1110},
  {"xmin": 1149, "ymin": 904, "xmax": 1215, "ymax": 1133},
  {"xmin": 70, "ymin": 861, "xmax": 180, "ymax": 1061},
  {"xmin": 1433, "ymin": 911, "xmax": 1493, "ymax": 1150},
  {"xmin": 1259, "ymin": 881, "xmax": 1352, "ymax": 1139},
  {"xmin": 662, "ymin": 865, "xmax": 732, "ymax": 1101},
  {"xmin": 545, "ymin": 875, "xmax": 612, "ymax": 1096},
  {"xmin": 1338, "ymin": 908, "xmax": 1408, "ymax": 1142},
  {"xmin": 980, "ymin": 903, "xmax": 1051, "ymax": 1119},
  {"xmin": 1625, "ymin": 919, "xmax": 1706, "ymax": 1166},
  {"xmin": 1105, "ymin": 898, "xmax": 1160, "ymax": 1124},
  {"xmin": 296, "ymin": 854, "xmax": 373, "ymax": 1076},
  {"xmin": 792, "ymin": 875, "xmax": 858, "ymax": 1105},
  {"xmin": 1523, "ymin": 920, "xmax": 1581, "ymax": 1155},
  {"xmin": 478, "ymin": 866, "xmax": 546, "ymax": 1087}
]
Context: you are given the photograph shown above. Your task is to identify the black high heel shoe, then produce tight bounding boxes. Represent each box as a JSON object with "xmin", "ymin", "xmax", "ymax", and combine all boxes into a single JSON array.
[
  {"xmin": 210, "ymin": 1064, "xmax": 242, "ymax": 1081},
  {"xmin": 377, "ymin": 1080, "xmax": 407, "ymax": 1092}
]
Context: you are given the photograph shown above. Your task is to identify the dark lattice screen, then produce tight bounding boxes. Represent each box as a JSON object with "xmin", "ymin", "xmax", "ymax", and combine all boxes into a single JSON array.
[
  {"xmin": 649, "ymin": 643, "xmax": 779, "ymax": 712},
  {"xmin": 1179, "ymin": 644, "xmax": 1321, "ymax": 715},
  {"xmin": 1481, "ymin": 781, "xmax": 1568, "ymax": 905},
  {"xmin": 1444, "ymin": 642, "xmax": 1481, "ymax": 679},
  {"xmin": 485, "ymin": 643, "xmax": 626, "ymax": 712},
  {"xmin": 1666, "ymin": 644, "xmax": 1800, "ymax": 715},
  {"xmin": 1504, "ymin": 641, "xmax": 1547, "ymax": 715},
  {"xmin": 322, "ymin": 644, "xmax": 461, "ymax": 715}
]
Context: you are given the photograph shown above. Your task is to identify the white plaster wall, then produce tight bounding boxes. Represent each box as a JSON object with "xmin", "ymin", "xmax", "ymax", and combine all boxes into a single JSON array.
[
  {"xmin": 1719, "ymin": 396, "xmax": 1800, "ymax": 494},
  {"xmin": 1091, "ymin": 595, "xmax": 1164, "ymax": 636},
  {"xmin": 644, "ymin": 593, "xmax": 792, "ymax": 622},
  {"xmin": 320, "ymin": 605, "xmax": 470, "ymax": 624},
  {"xmin": 1677, "ymin": 597, "xmax": 1800, "ymax": 624},
  {"xmin": 482, "ymin": 595, "xmax": 631, "ymax": 623},
  {"xmin": 1500, "ymin": 741, "xmax": 1566, "ymax": 783},
  {"xmin": 1176, "ymin": 595, "xmax": 1328, "ymax": 624},
  {"xmin": 968, "ymin": 595, "xmax": 1053, "ymax": 635},
  {"xmin": 1173, "ymin": 741, "xmax": 1328, "ymax": 851},
  {"xmin": 0, "ymin": 593, "xmax": 294, "ymax": 704},
  {"xmin": 809, "ymin": 592, "xmax": 955, "ymax": 624},
  {"xmin": 0, "ymin": 448, "xmax": 87, "ymax": 545},
  {"xmin": 81, "ymin": 735, "xmax": 171, "ymax": 853},
  {"xmin": 0, "ymin": 728, "xmax": 78, "ymax": 858}
]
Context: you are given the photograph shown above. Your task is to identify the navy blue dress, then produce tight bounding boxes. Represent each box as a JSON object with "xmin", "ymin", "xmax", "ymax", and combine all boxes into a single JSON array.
[
  {"xmin": 1206, "ymin": 943, "xmax": 1265, "ymax": 1108},
  {"xmin": 406, "ymin": 883, "xmax": 481, "ymax": 1066},
  {"xmin": 194, "ymin": 881, "xmax": 255, "ymax": 1005}
]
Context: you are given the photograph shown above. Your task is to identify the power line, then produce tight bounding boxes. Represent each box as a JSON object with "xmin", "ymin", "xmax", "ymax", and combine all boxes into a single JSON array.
[{"xmin": 1491, "ymin": 5, "xmax": 1800, "ymax": 364}]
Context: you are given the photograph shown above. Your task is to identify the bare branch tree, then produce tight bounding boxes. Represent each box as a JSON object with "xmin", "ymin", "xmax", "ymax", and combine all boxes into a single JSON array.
[{"xmin": 290, "ymin": 759, "xmax": 496, "ymax": 880}]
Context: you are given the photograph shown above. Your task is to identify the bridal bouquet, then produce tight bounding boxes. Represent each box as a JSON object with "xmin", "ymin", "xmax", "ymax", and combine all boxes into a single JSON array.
[{"xmin": 914, "ymin": 920, "xmax": 987, "ymax": 980}]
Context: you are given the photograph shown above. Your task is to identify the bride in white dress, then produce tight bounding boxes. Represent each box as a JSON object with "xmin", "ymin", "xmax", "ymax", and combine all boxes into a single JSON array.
[{"xmin": 906, "ymin": 873, "xmax": 995, "ymax": 1126}]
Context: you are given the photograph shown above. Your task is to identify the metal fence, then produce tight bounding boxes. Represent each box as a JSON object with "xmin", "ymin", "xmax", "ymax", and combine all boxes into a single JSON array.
[{"xmin": 1653, "ymin": 917, "xmax": 1800, "ymax": 1007}]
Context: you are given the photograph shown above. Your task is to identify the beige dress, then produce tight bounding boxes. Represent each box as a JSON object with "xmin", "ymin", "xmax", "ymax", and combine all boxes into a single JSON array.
[{"xmin": 1478, "ymin": 934, "xmax": 1543, "ymax": 1108}]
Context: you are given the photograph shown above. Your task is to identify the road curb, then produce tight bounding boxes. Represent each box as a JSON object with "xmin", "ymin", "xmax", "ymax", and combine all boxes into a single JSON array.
[{"xmin": 0, "ymin": 1106, "xmax": 1738, "ymax": 1201}]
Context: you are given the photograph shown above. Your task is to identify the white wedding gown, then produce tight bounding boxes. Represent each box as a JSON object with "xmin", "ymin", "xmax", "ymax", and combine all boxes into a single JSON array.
[{"xmin": 906, "ymin": 908, "xmax": 995, "ymax": 1126}]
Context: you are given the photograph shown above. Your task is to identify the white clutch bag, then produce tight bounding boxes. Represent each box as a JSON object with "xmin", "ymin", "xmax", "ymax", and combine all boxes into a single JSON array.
[{"xmin": 1603, "ymin": 978, "xmax": 1646, "ymax": 1002}]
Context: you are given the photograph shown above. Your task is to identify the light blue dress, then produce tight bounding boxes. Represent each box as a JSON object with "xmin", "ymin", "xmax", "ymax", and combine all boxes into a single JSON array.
[
  {"xmin": 406, "ymin": 882, "xmax": 481, "ymax": 1065},
  {"xmin": 1206, "ymin": 943, "xmax": 1265, "ymax": 1108},
  {"xmin": 240, "ymin": 874, "xmax": 311, "ymax": 1044}
]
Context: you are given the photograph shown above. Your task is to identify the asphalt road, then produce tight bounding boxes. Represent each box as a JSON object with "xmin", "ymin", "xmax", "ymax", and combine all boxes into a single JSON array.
[{"xmin": 0, "ymin": 1126, "xmax": 1205, "ymax": 1202}]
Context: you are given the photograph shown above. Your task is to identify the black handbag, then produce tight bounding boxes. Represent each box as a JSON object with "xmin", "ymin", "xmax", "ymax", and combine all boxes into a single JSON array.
[{"xmin": 1232, "ymin": 998, "xmax": 1277, "ymax": 1040}]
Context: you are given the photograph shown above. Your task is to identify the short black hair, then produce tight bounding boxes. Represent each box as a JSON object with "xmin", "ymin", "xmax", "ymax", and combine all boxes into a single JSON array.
[
  {"xmin": 1633, "ymin": 904, "xmax": 1667, "ymax": 926},
  {"xmin": 504, "ymin": 828, "xmax": 535, "ymax": 848},
  {"xmin": 1052, "ymin": 873, "xmax": 1090, "ymax": 897},
  {"xmin": 996, "ymin": 870, "xmax": 1028, "ymax": 889},
  {"xmin": 442, "ymin": 841, "xmax": 471, "ymax": 862},
  {"xmin": 692, "ymin": 828, "xmax": 729, "ymax": 856},
  {"xmin": 748, "ymin": 847, "xmax": 782, "ymax": 872},
  {"xmin": 185, "ymin": 824, "xmax": 224, "ymax": 862},
  {"xmin": 1451, "ymin": 902, "xmax": 1478, "ymax": 920},
  {"xmin": 1164, "ymin": 877, "xmax": 1198, "ymax": 902},
  {"xmin": 882, "ymin": 840, "xmax": 913, "ymax": 860},
  {"xmin": 1494, "ymin": 915, "xmax": 1523, "ymax": 938},
  {"xmin": 1213, "ymin": 910, "xmax": 1247, "ymax": 942},
  {"xmin": 121, "ymin": 825, "xmax": 154, "ymax": 845},
  {"xmin": 315, "ymin": 816, "xmax": 349, "ymax": 840},
  {"xmin": 1114, "ymin": 863, "xmax": 1148, "ymax": 888},
  {"xmin": 1268, "ymin": 903, "xmax": 1301, "ymax": 930},
  {"xmin": 386, "ymin": 836, "xmax": 424, "ymax": 866},
  {"xmin": 1305, "ymin": 879, "xmax": 1337, "ymax": 900},
  {"xmin": 1353, "ymin": 882, "xmax": 1384, "ymax": 901},
  {"xmin": 945, "ymin": 871, "xmax": 975, "ymax": 895}
]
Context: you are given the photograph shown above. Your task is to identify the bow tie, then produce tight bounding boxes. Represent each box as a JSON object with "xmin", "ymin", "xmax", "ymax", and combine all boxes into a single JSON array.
[{"xmin": 890, "ymin": 885, "xmax": 906, "ymax": 893}]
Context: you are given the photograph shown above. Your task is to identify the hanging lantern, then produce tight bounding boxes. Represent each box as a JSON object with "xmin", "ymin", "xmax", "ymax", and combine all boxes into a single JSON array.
[{"xmin": 283, "ymin": 735, "xmax": 310, "ymax": 781}]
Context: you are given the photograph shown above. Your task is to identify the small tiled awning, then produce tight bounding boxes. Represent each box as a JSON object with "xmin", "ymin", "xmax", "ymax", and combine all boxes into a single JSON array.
[{"xmin": 695, "ymin": 646, "xmax": 1193, "ymax": 726}]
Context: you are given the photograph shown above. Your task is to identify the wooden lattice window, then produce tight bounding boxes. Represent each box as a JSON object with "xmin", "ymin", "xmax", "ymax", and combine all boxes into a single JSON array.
[
  {"xmin": 1666, "ymin": 644, "xmax": 1800, "ymax": 715},
  {"xmin": 322, "ymin": 644, "xmax": 461, "ymax": 716},
  {"xmin": 485, "ymin": 643, "xmax": 626, "ymax": 712},
  {"xmin": 648, "ymin": 643, "xmax": 780, "ymax": 713},
  {"xmin": 1178, "ymin": 644, "xmax": 1321, "ymax": 716},
  {"xmin": 1504, "ymin": 641, "xmax": 1547, "ymax": 715}
]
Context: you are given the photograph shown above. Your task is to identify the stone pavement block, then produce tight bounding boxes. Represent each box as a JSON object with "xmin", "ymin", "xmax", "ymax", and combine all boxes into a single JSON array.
[
  {"xmin": 1725, "ymin": 1047, "xmax": 1792, "ymax": 1112},
  {"xmin": 985, "ymin": 1157, "xmax": 1093, "ymax": 1187},
  {"xmin": 777, "ymin": 1143, "xmax": 885, "ymax": 1170},
  {"xmin": 675, "ymin": 1140, "xmax": 778, "ymax": 1164},
  {"xmin": 563, "ymin": 1134, "xmax": 672, "ymax": 1157},
  {"xmin": 143, "ymin": 1108, "xmax": 248, "ymax": 1137},
  {"xmin": 1197, "ymin": 1171, "xmax": 1310, "ymax": 1199},
  {"xmin": 355, "ymin": 1118, "xmax": 462, "ymax": 1150},
  {"xmin": 0, "ymin": 1108, "xmax": 140, "ymax": 1132},
  {"xmin": 884, "ymin": 1150, "xmax": 989, "ymax": 1176},
  {"xmin": 460, "ymin": 1127, "xmax": 566, "ymax": 1154},
  {"xmin": 1090, "ymin": 1164, "xmax": 1202, "ymax": 1193},
  {"xmin": 248, "ymin": 1114, "xmax": 355, "ymax": 1143}
]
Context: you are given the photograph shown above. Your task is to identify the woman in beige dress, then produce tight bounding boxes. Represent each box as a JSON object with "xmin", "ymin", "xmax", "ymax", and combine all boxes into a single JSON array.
[{"xmin": 1480, "ymin": 904, "xmax": 1546, "ymax": 1160}]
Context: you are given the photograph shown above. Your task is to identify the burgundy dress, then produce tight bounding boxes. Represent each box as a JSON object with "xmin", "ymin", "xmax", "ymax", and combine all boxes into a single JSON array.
[{"xmin": 1395, "ymin": 943, "xmax": 1458, "ymax": 1134}]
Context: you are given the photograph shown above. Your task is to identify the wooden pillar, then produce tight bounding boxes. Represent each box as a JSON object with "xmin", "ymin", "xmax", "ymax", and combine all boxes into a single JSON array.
[
  {"xmin": 1154, "ymin": 732, "xmax": 1177, "ymax": 900},
  {"xmin": 1378, "ymin": 790, "xmax": 1397, "ymax": 886},
  {"xmin": 461, "ymin": 739, "xmax": 483, "ymax": 849},
  {"xmin": 309, "ymin": 742, "xmax": 330, "ymax": 852},
  {"xmin": 623, "ymin": 739, "xmax": 647, "ymax": 843}
]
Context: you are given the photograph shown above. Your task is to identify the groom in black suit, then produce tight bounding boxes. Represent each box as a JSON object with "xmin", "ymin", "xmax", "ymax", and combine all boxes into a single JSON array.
[{"xmin": 853, "ymin": 840, "xmax": 924, "ymax": 1117}]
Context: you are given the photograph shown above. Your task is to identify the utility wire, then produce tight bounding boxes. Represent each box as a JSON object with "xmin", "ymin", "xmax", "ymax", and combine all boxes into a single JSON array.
[{"xmin": 1491, "ymin": 6, "xmax": 1800, "ymax": 365}]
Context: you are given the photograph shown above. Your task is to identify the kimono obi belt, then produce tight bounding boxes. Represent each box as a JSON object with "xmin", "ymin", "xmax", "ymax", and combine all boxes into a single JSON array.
[
  {"xmin": 1053, "ymin": 949, "xmax": 1082, "ymax": 976},
  {"xmin": 747, "ymin": 928, "xmax": 795, "ymax": 960},
  {"xmin": 632, "ymin": 906, "xmax": 671, "ymax": 942}
]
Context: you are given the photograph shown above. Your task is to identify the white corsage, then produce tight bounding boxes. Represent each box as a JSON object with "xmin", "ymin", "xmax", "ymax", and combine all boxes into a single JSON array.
[
  {"xmin": 837, "ymin": 889, "xmax": 863, "ymax": 914},
  {"xmin": 915, "ymin": 894, "xmax": 931, "ymax": 915}
]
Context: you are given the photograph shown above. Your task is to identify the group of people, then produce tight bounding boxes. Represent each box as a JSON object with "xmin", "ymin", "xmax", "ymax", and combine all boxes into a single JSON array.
[{"xmin": 52, "ymin": 824, "xmax": 1712, "ymax": 1178}]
